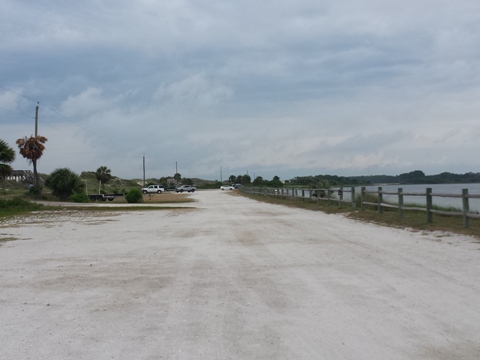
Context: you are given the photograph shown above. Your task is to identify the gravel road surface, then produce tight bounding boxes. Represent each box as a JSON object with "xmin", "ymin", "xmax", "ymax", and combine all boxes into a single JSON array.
[{"xmin": 1, "ymin": 190, "xmax": 480, "ymax": 359}]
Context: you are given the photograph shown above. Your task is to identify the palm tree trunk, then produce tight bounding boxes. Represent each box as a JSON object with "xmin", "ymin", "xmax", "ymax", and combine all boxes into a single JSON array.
[{"xmin": 33, "ymin": 159, "xmax": 38, "ymax": 187}]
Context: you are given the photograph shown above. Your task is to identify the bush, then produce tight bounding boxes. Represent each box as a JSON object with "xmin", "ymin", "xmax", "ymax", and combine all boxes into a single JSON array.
[
  {"xmin": 45, "ymin": 168, "xmax": 83, "ymax": 201},
  {"xmin": 70, "ymin": 192, "xmax": 89, "ymax": 203},
  {"xmin": 125, "ymin": 188, "xmax": 143, "ymax": 203},
  {"xmin": 28, "ymin": 185, "xmax": 42, "ymax": 197}
]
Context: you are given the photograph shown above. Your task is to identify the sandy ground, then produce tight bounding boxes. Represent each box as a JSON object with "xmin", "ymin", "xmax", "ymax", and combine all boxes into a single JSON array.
[{"xmin": 1, "ymin": 190, "xmax": 480, "ymax": 359}]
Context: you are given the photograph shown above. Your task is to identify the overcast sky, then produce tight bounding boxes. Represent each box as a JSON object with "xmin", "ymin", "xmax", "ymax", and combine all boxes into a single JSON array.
[{"xmin": 1, "ymin": 0, "xmax": 480, "ymax": 181}]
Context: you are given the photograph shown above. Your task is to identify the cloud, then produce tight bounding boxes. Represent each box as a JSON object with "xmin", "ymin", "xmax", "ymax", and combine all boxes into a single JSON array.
[
  {"xmin": 59, "ymin": 87, "xmax": 118, "ymax": 118},
  {"xmin": 0, "ymin": 88, "xmax": 28, "ymax": 111},
  {"xmin": 153, "ymin": 74, "xmax": 233, "ymax": 108},
  {"xmin": 2, "ymin": 0, "xmax": 480, "ymax": 181}
]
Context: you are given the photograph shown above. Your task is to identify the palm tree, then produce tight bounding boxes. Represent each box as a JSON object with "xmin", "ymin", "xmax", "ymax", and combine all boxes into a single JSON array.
[
  {"xmin": 0, "ymin": 139, "xmax": 16, "ymax": 179},
  {"xmin": 16, "ymin": 135, "xmax": 47, "ymax": 187},
  {"xmin": 173, "ymin": 172, "xmax": 182, "ymax": 184},
  {"xmin": 95, "ymin": 166, "xmax": 112, "ymax": 189},
  {"xmin": 253, "ymin": 176, "xmax": 263, "ymax": 186}
]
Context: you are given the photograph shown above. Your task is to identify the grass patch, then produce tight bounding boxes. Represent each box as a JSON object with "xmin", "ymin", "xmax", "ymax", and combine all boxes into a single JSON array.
[
  {"xmin": 0, "ymin": 195, "xmax": 195, "ymax": 221},
  {"xmin": 0, "ymin": 197, "xmax": 45, "ymax": 218},
  {"xmin": 239, "ymin": 191, "xmax": 480, "ymax": 239},
  {"xmin": 86, "ymin": 193, "xmax": 195, "ymax": 204},
  {"xmin": 347, "ymin": 207, "xmax": 480, "ymax": 238},
  {"xmin": 46, "ymin": 206, "xmax": 195, "ymax": 212}
]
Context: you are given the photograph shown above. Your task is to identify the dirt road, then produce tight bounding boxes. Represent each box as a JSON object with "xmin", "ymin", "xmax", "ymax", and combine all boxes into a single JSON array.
[{"xmin": 1, "ymin": 190, "xmax": 480, "ymax": 359}]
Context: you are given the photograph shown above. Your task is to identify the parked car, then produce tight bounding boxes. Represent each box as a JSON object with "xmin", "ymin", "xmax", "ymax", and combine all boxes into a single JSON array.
[
  {"xmin": 142, "ymin": 185, "xmax": 165, "ymax": 194},
  {"xmin": 176, "ymin": 185, "xmax": 196, "ymax": 193},
  {"xmin": 220, "ymin": 185, "xmax": 235, "ymax": 190}
]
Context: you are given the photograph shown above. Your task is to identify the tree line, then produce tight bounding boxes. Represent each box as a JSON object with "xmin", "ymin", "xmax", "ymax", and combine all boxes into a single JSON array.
[
  {"xmin": 3, "ymin": 134, "xmax": 480, "ymax": 202},
  {"xmin": 288, "ymin": 170, "xmax": 480, "ymax": 186}
]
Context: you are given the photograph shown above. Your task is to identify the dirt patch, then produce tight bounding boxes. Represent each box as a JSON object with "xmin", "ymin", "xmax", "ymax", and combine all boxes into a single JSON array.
[{"xmin": 1, "ymin": 190, "xmax": 480, "ymax": 359}]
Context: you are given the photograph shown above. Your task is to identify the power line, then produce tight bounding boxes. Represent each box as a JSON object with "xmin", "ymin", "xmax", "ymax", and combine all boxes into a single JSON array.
[
  {"xmin": 0, "ymin": 86, "xmax": 38, "ymax": 103},
  {"xmin": 1, "ymin": 85, "xmax": 133, "ymax": 158},
  {"xmin": 0, "ymin": 106, "xmax": 34, "ymax": 120}
]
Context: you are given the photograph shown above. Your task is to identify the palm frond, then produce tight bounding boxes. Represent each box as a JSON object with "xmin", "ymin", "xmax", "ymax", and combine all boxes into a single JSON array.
[{"xmin": 17, "ymin": 134, "xmax": 48, "ymax": 161}]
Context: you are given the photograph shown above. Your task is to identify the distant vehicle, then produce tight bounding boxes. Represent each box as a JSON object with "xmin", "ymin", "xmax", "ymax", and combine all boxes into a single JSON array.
[
  {"xmin": 142, "ymin": 185, "xmax": 165, "ymax": 194},
  {"xmin": 220, "ymin": 185, "xmax": 235, "ymax": 190},
  {"xmin": 165, "ymin": 186, "xmax": 177, "ymax": 191},
  {"xmin": 88, "ymin": 193, "xmax": 124, "ymax": 202},
  {"xmin": 176, "ymin": 185, "xmax": 196, "ymax": 193},
  {"xmin": 234, "ymin": 184, "xmax": 242, "ymax": 189}
]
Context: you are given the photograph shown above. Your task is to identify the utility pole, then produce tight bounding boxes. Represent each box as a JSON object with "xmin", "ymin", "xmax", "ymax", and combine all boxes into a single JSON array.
[
  {"xmin": 35, "ymin": 102, "xmax": 39, "ymax": 136},
  {"xmin": 175, "ymin": 161, "xmax": 178, "ymax": 175},
  {"xmin": 220, "ymin": 166, "xmax": 222, "ymax": 182},
  {"xmin": 143, "ymin": 154, "xmax": 146, "ymax": 187}
]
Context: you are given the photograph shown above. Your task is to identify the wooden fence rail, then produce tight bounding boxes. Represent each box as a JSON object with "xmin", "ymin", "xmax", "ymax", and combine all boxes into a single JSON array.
[{"xmin": 241, "ymin": 186, "xmax": 480, "ymax": 229}]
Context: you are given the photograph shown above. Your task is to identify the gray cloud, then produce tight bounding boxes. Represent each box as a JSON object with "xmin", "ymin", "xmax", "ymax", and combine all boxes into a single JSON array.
[{"xmin": 2, "ymin": 0, "xmax": 480, "ymax": 181}]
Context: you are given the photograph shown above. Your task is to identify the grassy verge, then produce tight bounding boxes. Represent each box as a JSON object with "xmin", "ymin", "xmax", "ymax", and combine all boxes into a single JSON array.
[
  {"xmin": 83, "ymin": 192, "xmax": 195, "ymax": 204},
  {"xmin": 0, "ymin": 197, "xmax": 45, "ymax": 217},
  {"xmin": 238, "ymin": 191, "xmax": 480, "ymax": 239},
  {"xmin": 0, "ymin": 195, "xmax": 195, "ymax": 221}
]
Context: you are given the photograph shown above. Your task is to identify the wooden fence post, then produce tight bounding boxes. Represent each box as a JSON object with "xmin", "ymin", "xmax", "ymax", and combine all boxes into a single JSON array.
[
  {"xmin": 463, "ymin": 189, "xmax": 469, "ymax": 229},
  {"xmin": 378, "ymin": 187, "xmax": 383, "ymax": 214},
  {"xmin": 398, "ymin": 188, "xmax": 403, "ymax": 219},
  {"xmin": 361, "ymin": 187, "xmax": 366, "ymax": 211},
  {"xmin": 426, "ymin": 188, "xmax": 433, "ymax": 223},
  {"xmin": 351, "ymin": 186, "xmax": 356, "ymax": 210}
]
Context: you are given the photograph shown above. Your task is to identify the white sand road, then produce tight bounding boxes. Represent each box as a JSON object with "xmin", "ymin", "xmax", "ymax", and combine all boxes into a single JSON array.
[{"xmin": 1, "ymin": 190, "xmax": 480, "ymax": 359}]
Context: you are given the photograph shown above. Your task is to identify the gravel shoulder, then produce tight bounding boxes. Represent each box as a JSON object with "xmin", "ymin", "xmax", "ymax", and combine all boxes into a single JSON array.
[{"xmin": 1, "ymin": 190, "xmax": 480, "ymax": 359}]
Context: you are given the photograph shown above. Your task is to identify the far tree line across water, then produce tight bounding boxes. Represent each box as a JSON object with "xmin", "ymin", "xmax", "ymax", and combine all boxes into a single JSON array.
[
  {"xmin": 209, "ymin": 170, "xmax": 480, "ymax": 188},
  {"xmin": 288, "ymin": 170, "xmax": 480, "ymax": 187}
]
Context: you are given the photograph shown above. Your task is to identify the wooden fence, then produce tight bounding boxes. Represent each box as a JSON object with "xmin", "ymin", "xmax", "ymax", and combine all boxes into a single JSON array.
[
  {"xmin": 361, "ymin": 186, "xmax": 480, "ymax": 228},
  {"xmin": 241, "ymin": 186, "xmax": 480, "ymax": 229},
  {"xmin": 242, "ymin": 186, "xmax": 356, "ymax": 208}
]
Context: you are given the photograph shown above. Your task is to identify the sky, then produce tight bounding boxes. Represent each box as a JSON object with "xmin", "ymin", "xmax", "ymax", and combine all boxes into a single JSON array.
[{"xmin": 1, "ymin": 0, "xmax": 480, "ymax": 181}]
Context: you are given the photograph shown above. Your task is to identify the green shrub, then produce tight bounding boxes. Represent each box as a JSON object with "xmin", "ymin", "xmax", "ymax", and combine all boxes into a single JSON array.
[
  {"xmin": 70, "ymin": 192, "xmax": 89, "ymax": 203},
  {"xmin": 125, "ymin": 188, "xmax": 143, "ymax": 203},
  {"xmin": 45, "ymin": 168, "xmax": 83, "ymax": 201},
  {"xmin": 28, "ymin": 185, "xmax": 42, "ymax": 197}
]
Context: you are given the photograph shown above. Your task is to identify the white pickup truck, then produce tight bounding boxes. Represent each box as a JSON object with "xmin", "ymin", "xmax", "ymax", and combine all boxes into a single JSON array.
[
  {"xmin": 176, "ymin": 185, "xmax": 196, "ymax": 193},
  {"xmin": 142, "ymin": 185, "xmax": 165, "ymax": 194}
]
